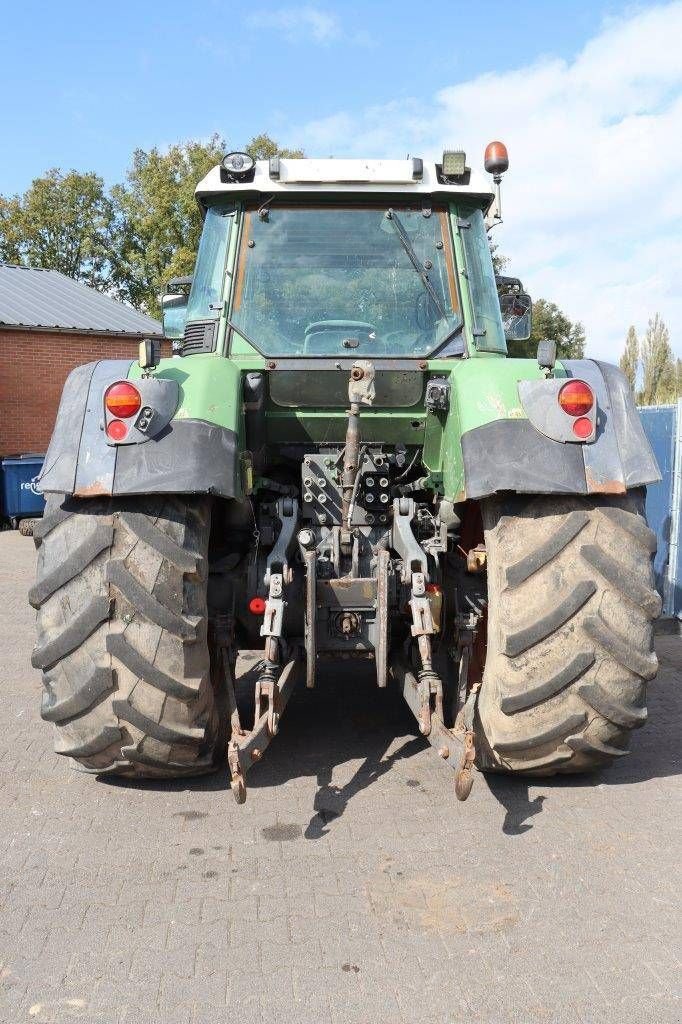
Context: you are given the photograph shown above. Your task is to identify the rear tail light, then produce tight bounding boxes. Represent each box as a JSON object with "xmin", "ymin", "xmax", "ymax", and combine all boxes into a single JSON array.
[
  {"xmin": 558, "ymin": 380, "xmax": 593, "ymax": 417},
  {"xmin": 104, "ymin": 382, "xmax": 142, "ymax": 419},
  {"xmin": 572, "ymin": 416, "xmax": 593, "ymax": 439},
  {"xmin": 106, "ymin": 419, "xmax": 128, "ymax": 441},
  {"xmin": 248, "ymin": 597, "xmax": 266, "ymax": 615}
]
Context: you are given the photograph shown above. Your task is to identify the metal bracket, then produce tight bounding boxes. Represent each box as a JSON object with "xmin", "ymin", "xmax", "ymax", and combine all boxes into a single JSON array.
[
  {"xmin": 409, "ymin": 573, "xmax": 434, "ymax": 637},
  {"xmin": 391, "ymin": 498, "xmax": 428, "ymax": 584},
  {"xmin": 348, "ymin": 361, "xmax": 376, "ymax": 406},
  {"xmin": 406, "ymin": 571, "xmax": 441, "ymax": 738},
  {"xmin": 263, "ymin": 497, "xmax": 299, "ymax": 586},
  {"xmin": 304, "ymin": 548, "xmax": 317, "ymax": 688},
  {"xmin": 454, "ymin": 683, "xmax": 480, "ymax": 801},
  {"xmin": 210, "ymin": 612, "xmax": 243, "ymax": 740},
  {"xmin": 375, "ymin": 548, "xmax": 390, "ymax": 688},
  {"xmin": 227, "ymin": 653, "xmax": 301, "ymax": 805},
  {"xmin": 254, "ymin": 672, "xmax": 281, "ymax": 737},
  {"xmin": 392, "ymin": 653, "xmax": 465, "ymax": 768},
  {"xmin": 260, "ymin": 572, "xmax": 284, "ymax": 640},
  {"xmin": 453, "ymin": 611, "xmax": 479, "ymax": 726},
  {"xmin": 416, "ymin": 669, "xmax": 444, "ymax": 738}
]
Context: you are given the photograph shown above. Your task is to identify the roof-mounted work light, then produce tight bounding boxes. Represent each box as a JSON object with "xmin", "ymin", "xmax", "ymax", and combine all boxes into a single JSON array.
[
  {"xmin": 442, "ymin": 150, "xmax": 466, "ymax": 177},
  {"xmin": 220, "ymin": 152, "xmax": 255, "ymax": 183},
  {"xmin": 440, "ymin": 149, "xmax": 470, "ymax": 184}
]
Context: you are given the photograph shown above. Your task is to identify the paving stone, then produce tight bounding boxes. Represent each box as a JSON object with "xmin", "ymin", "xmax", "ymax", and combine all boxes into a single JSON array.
[{"xmin": 1, "ymin": 533, "xmax": 680, "ymax": 1024}]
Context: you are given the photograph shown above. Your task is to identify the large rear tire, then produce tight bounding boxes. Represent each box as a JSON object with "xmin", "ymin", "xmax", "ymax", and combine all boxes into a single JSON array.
[
  {"xmin": 30, "ymin": 494, "xmax": 222, "ymax": 778},
  {"xmin": 476, "ymin": 490, "xmax": 660, "ymax": 775}
]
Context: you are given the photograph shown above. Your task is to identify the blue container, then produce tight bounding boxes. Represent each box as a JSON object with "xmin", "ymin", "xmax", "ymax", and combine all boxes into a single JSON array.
[
  {"xmin": 1, "ymin": 455, "xmax": 46, "ymax": 523},
  {"xmin": 639, "ymin": 406, "xmax": 676, "ymax": 603}
]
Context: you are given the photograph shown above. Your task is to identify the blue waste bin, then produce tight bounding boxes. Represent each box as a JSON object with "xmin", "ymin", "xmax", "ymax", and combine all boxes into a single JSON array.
[{"xmin": 1, "ymin": 455, "xmax": 46, "ymax": 527}]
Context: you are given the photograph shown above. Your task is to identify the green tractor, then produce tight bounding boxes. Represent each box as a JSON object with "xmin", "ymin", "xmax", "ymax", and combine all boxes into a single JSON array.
[{"xmin": 31, "ymin": 144, "xmax": 661, "ymax": 802}]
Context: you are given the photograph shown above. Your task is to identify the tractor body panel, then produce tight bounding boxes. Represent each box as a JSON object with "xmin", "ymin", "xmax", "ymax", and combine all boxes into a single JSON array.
[{"xmin": 39, "ymin": 353, "xmax": 660, "ymax": 502}]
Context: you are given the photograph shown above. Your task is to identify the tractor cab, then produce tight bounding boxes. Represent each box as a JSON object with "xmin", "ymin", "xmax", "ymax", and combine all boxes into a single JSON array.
[{"xmin": 165, "ymin": 150, "xmax": 527, "ymax": 362}]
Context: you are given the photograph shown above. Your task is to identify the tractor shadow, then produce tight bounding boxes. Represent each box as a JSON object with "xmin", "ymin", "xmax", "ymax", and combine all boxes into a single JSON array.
[
  {"xmin": 98, "ymin": 655, "xmax": 429, "ymax": 821},
  {"xmin": 100, "ymin": 637, "xmax": 681, "ymax": 834},
  {"xmin": 483, "ymin": 777, "xmax": 547, "ymax": 835},
  {"xmin": 241, "ymin": 657, "xmax": 427, "ymax": 839}
]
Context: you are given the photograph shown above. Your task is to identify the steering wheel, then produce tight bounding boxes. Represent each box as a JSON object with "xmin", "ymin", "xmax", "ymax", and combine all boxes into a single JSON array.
[{"xmin": 303, "ymin": 320, "xmax": 380, "ymax": 354}]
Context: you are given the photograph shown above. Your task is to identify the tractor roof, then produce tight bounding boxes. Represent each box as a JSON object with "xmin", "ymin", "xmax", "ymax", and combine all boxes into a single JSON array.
[{"xmin": 195, "ymin": 157, "xmax": 494, "ymax": 209}]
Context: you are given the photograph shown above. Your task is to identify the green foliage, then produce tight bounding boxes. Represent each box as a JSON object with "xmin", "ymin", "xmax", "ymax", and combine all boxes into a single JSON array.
[
  {"xmin": 110, "ymin": 132, "xmax": 304, "ymax": 315},
  {"xmin": 245, "ymin": 134, "xmax": 304, "ymax": 160},
  {"xmin": 491, "ymin": 241, "xmax": 584, "ymax": 360},
  {"xmin": 506, "ymin": 297, "xmax": 586, "ymax": 360},
  {"xmin": 619, "ymin": 325, "xmax": 639, "ymax": 392},
  {"xmin": 0, "ymin": 169, "xmax": 114, "ymax": 289},
  {"xmin": 110, "ymin": 134, "xmax": 227, "ymax": 316},
  {"xmin": 639, "ymin": 314, "xmax": 678, "ymax": 405},
  {"xmin": 0, "ymin": 132, "xmax": 303, "ymax": 317},
  {"xmin": 489, "ymin": 241, "xmax": 508, "ymax": 275}
]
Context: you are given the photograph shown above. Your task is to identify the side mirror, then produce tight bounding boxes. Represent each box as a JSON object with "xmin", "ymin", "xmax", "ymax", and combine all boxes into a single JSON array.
[
  {"xmin": 499, "ymin": 291, "xmax": 532, "ymax": 342},
  {"xmin": 162, "ymin": 293, "xmax": 188, "ymax": 341},
  {"xmin": 161, "ymin": 276, "xmax": 193, "ymax": 342}
]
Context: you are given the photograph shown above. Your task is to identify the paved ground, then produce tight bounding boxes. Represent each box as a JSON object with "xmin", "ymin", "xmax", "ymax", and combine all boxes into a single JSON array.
[{"xmin": 0, "ymin": 530, "xmax": 680, "ymax": 1024}]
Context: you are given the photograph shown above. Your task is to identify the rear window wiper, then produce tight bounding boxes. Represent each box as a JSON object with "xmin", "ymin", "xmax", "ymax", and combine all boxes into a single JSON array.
[{"xmin": 385, "ymin": 208, "xmax": 447, "ymax": 322}]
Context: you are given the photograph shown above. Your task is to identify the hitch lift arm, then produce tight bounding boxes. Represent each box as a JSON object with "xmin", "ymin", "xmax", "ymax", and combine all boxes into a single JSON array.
[{"xmin": 227, "ymin": 652, "xmax": 301, "ymax": 804}]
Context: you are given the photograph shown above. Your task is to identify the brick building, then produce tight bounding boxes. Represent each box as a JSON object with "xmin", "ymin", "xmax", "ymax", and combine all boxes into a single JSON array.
[{"xmin": 0, "ymin": 264, "xmax": 163, "ymax": 456}]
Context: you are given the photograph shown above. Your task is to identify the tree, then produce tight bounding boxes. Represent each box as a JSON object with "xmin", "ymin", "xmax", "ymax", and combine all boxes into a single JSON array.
[
  {"xmin": 245, "ymin": 134, "xmax": 303, "ymax": 160},
  {"xmin": 0, "ymin": 169, "xmax": 114, "ymax": 289},
  {"xmin": 490, "ymin": 241, "xmax": 508, "ymax": 275},
  {"xmin": 619, "ymin": 325, "xmax": 639, "ymax": 392},
  {"xmin": 491, "ymin": 240, "xmax": 585, "ymax": 359},
  {"xmin": 110, "ymin": 135, "xmax": 227, "ymax": 315},
  {"xmin": 506, "ymin": 297, "xmax": 586, "ymax": 360},
  {"xmin": 639, "ymin": 314, "xmax": 677, "ymax": 405},
  {"xmin": 111, "ymin": 133, "xmax": 304, "ymax": 315}
]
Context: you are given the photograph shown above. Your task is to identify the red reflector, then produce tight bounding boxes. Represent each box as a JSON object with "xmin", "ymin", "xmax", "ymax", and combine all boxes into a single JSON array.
[
  {"xmin": 105, "ymin": 381, "xmax": 141, "ymax": 419},
  {"xmin": 248, "ymin": 597, "xmax": 266, "ymax": 615},
  {"xmin": 558, "ymin": 380, "xmax": 593, "ymax": 417},
  {"xmin": 572, "ymin": 416, "xmax": 593, "ymax": 439},
  {"xmin": 106, "ymin": 419, "xmax": 128, "ymax": 441},
  {"xmin": 426, "ymin": 584, "xmax": 442, "ymax": 593}
]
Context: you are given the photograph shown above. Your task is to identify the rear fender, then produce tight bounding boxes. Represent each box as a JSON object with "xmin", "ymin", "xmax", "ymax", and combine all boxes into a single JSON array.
[
  {"xmin": 458, "ymin": 359, "xmax": 660, "ymax": 499},
  {"xmin": 38, "ymin": 358, "xmax": 242, "ymax": 499}
]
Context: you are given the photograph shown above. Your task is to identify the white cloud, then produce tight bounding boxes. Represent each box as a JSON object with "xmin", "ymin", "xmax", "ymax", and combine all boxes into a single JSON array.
[
  {"xmin": 245, "ymin": 6, "xmax": 341, "ymax": 44},
  {"xmin": 293, "ymin": 2, "xmax": 682, "ymax": 360}
]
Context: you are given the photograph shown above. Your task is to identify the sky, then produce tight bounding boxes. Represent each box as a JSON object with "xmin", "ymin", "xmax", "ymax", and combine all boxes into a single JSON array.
[{"xmin": 1, "ymin": 0, "xmax": 681, "ymax": 361}]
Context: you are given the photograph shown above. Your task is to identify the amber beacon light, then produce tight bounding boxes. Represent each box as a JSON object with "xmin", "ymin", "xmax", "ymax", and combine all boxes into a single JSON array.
[
  {"xmin": 484, "ymin": 141, "xmax": 509, "ymax": 177},
  {"xmin": 484, "ymin": 141, "xmax": 509, "ymax": 225}
]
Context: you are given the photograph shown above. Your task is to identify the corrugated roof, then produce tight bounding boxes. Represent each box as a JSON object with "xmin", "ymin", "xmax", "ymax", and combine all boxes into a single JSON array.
[{"xmin": 0, "ymin": 264, "xmax": 162, "ymax": 336}]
